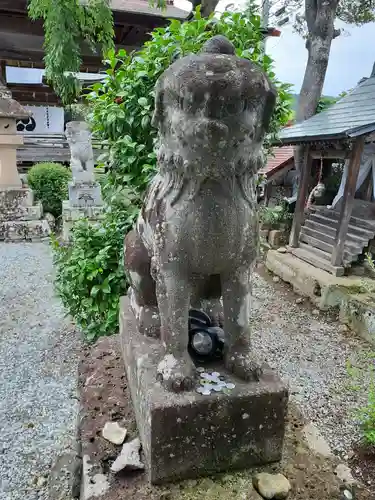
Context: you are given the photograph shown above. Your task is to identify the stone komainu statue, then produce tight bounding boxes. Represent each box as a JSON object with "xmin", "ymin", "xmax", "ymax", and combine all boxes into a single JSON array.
[
  {"xmin": 125, "ymin": 35, "xmax": 277, "ymax": 392},
  {"xmin": 65, "ymin": 121, "xmax": 95, "ymax": 183}
]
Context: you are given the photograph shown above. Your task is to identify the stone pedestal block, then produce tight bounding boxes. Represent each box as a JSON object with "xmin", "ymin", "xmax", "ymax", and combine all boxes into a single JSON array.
[
  {"xmin": 62, "ymin": 200, "xmax": 104, "ymax": 241},
  {"xmin": 0, "ymin": 187, "xmax": 50, "ymax": 241},
  {"xmin": 68, "ymin": 181, "xmax": 102, "ymax": 208},
  {"xmin": 119, "ymin": 296, "xmax": 288, "ymax": 484}
]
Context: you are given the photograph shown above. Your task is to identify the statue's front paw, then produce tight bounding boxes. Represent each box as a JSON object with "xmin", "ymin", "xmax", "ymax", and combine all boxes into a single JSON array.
[
  {"xmin": 224, "ymin": 346, "xmax": 263, "ymax": 382},
  {"xmin": 157, "ymin": 354, "xmax": 197, "ymax": 392}
]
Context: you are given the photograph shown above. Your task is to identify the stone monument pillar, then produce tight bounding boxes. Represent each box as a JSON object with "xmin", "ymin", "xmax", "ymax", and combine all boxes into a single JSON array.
[
  {"xmin": 0, "ymin": 84, "xmax": 50, "ymax": 241},
  {"xmin": 120, "ymin": 36, "xmax": 288, "ymax": 484},
  {"xmin": 62, "ymin": 121, "xmax": 103, "ymax": 241}
]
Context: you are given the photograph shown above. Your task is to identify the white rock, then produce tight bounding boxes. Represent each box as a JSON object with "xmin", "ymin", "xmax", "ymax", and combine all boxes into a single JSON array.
[
  {"xmin": 342, "ymin": 489, "xmax": 353, "ymax": 500},
  {"xmin": 303, "ymin": 422, "xmax": 332, "ymax": 457},
  {"xmin": 111, "ymin": 438, "xmax": 144, "ymax": 473},
  {"xmin": 102, "ymin": 421, "xmax": 127, "ymax": 445},
  {"xmin": 295, "ymin": 297, "xmax": 304, "ymax": 304},
  {"xmin": 336, "ymin": 464, "xmax": 356, "ymax": 484},
  {"xmin": 277, "ymin": 247, "xmax": 287, "ymax": 253},
  {"xmin": 312, "ymin": 309, "xmax": 320, "ymax": 316},
  {"xmin": 253, "ymin": 472, "xmax": 291, "ymax": 499},
  {"xmin": 36, "ymin": 476, "xmax": 47, "ymax": 489},
  {"xmin": 273, "ymin": 276, "xmax": 280, "ymax": 283}
]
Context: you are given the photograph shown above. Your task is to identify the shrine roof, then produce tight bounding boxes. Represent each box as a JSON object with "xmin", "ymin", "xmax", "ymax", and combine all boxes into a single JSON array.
[{"xmin": 279, "ymin": 76, "xmax": 375, "ymax": 145}]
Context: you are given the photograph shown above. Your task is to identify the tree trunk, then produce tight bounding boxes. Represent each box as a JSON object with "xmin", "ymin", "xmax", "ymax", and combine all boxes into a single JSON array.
[
  {"xmin": 292, "ymin": 0, "xmax": 339, "ymax": 196},
  {"xmin": 191, "ymin": 0, "xmax": 220, "ymax": 17}
]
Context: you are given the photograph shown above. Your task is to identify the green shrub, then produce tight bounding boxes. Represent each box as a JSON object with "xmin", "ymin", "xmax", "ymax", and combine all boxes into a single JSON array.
[
  {"xmin": 53, "ymin": 9, "xmax": 292, "ymax": 341},
  {"xmin": 28, "ymin": 162, "xmax": 71, "ymax": 217},
  {"xmin": 259, "ymin": 204, "xmax": 292, "ymax": 229},
  {"xmin": 357, "ymin": 382, "xmax": 375, "ymax": 445},
  {"xmin": 52, "ymin": 185, "xmax": 140, "ymax": 340}
]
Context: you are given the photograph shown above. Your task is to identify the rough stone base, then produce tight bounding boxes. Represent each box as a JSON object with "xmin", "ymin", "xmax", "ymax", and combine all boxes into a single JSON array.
[
  {"xmin": 119, "ymin": 296, "xmax": 288, "ymax": 484},
  {"xmin": 68, "ymin": 181, "xmax": 103, "ymax": 208},
  {"xmin": 0, "ymin": 187, "xmax": 43, "ymax": 220},
  {"xmin": 0, "ymin": 219, "xmax": 51, "ymax": 241},
  {"xmin": 340, "ymin": 293, "xmax": 375, "ymax": 346},
  {"xmin": 78, "ymin": 335, "xmax": 373, "ymax": 500},
  {"xmin": 62, "ymin": 200, "xmax": 104, "ymax": 241},
  {"xmin": 266, "ymin": 249, "xmax": 375, "ymax": 310}
]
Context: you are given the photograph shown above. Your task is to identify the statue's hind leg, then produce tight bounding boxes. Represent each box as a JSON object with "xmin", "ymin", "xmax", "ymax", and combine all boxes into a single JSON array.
[{"xmin": 124, "ymin": 230, "xmax": 160, "ymax": 338}]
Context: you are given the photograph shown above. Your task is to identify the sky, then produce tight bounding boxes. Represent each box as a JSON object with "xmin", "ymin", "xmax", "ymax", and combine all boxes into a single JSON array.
[{"xmin": 6, "ymin": 0, "xmax": 375, "ymax": 97}]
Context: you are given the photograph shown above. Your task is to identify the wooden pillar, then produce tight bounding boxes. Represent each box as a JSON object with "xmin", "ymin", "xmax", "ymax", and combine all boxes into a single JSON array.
[
  {"xmin": 265, "ymin": 182, "xmax": 272, "ymax": 206},
  {"xmin": 364, "ymin": 170, "xmax": 373, "ymax": 202},
  {"xmin": 331, "ymin": 137, "xmax": 365, "ymax": 266},
  {"xmin": 289, "ymin": 145, "xmax": 311, "ymax": 247},
  {"xmin": 0, "ymin": 61, "xmax": 6, "ymax": 85}
]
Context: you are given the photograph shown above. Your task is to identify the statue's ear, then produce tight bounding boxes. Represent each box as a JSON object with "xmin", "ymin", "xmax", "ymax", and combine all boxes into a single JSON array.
[{"xmin": 262, "ymin": 88, "xmax": 277, "ymax": 133}]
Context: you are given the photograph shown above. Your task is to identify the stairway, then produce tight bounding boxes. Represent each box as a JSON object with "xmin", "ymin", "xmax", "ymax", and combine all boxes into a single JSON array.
[{"xmin": 290, "ymin": 205, "xmax": 375, "ymax": 276}]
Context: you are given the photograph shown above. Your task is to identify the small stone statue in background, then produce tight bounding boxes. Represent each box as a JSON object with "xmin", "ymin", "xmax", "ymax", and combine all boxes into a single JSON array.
[
  {"xmin": 125, "ymin": 35, "xmax": 277, "ymax": 392},
  {"xmin": 65, "ymin": 121, "xmax": 95, "ymax": 184},
  {"xmin": 62, "ymin": 121, "xmax": 103, "ymax": 239}
]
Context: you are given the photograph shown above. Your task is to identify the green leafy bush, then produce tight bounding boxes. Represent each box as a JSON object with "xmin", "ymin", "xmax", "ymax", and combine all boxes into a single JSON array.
[
  {"xmin": 357, "ymin": 382, "xmax": 375, "ymax": 445},
  {"xmin": 52, "ymin": 185, "xmax": 140, "ymax": 340},
  {"xmin": 259, "ymin": 204, "xmax": 292, "ymax": 230},
  {"xmin": 28, "ymin": 162, "xmax": 71, "ymax": 217},
  {"xmin": 53, "ymin": 9, "xmax": 292, "ymax": 341}
]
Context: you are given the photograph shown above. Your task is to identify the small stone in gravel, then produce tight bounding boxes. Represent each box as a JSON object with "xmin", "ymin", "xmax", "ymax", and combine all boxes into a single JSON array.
[
  {"xmin": 273, "ymin": 276, "xmax": 280, "ymax": 283},
  {"xmin": 335, "ymin": 463, "xmax": 356, "ymax": 484},
  {"xmin": 312, "ymin": 309, "xmax": 320, "ymax": 316},
  {"xmin": 36, "ymin": 476, "xmax": 47, "ymax": 489},
  {"xmin": 295, "ymin": 298, "xmax": 304, "ymax": 304},
  {"xmin": 253, "ymin": 472, "xmax": 291, "ymax": 499},
  {"xmin": 338, "ymin": 324, "xmax": 349, "ymax": 333},
  {"xmin": 277, "ymin": 247, "xmax": 287, "ymax": 253},
  {"xmin": 341, "ymin": 489, "xmax": 353, "ymax": 500},
  {"xmin": 111, "ymin": 438, "xmax": 144, "ymax": 473},
  {"xmin": 102, "ymin": 421, "xmax": 127, "ymax": 445}
]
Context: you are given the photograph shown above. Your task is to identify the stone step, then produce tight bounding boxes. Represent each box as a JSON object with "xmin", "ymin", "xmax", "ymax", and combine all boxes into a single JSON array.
[
  {"xmin": 301, "ymin": 226, "xmax": 364, "ymax": 254},
  {"xmin": 308, "ymin": 213, "xmax": 375, "ymax": 240},
  {"xmin": 304, "ymin": 219, "xmax": 369, "ymax": 245},
  {"xmin": 310, "ymin": 206, "xmax": 375, "ymax": 232},
  {"xmin": 290, "ymin": 246, "xmax": 345, "ymax": 277},
  {"xmin": 299, "ymin": 233, "xmax": 357, "ymax": 264}
]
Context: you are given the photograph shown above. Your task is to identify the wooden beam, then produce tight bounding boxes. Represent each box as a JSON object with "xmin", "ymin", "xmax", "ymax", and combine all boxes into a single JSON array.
[
  {"xmin": 309, "ymin": 149, "xmax": 348, "ymax": 160},
  {"xmin": 331, "ymin": 137, "xmax": 365, "ymax": 266},
  {"xmin": 289, "ymin": 146, "xmax": 311, "ymax": 247}
]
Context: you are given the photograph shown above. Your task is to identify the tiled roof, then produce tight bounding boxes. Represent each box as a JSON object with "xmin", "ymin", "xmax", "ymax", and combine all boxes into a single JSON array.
[
  {"xmin": 111, "ymin": 0, "xmax": 190, "ymax": 19},
  {"xmin": 260, "ymin": 146, "xmax": 294, "ymax": 178},
  {"xmin": 279, "ymin": 77, "xmax": 375, "ymax": 144}
]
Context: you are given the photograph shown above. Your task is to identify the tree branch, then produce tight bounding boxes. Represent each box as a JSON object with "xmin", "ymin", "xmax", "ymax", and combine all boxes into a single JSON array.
[{"xmin": 304, "ymin": 0, "xmax": 318, "ymax": 32}]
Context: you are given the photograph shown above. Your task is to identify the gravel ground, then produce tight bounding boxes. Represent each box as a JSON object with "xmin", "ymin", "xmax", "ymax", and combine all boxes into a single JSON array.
[
  {"xmin": 252, "ymin": 266, "xmax": 373, "ymax": 458},
  {"xmin": 0, "ymin": 242, "xmax": 81, "ymax": 500}
]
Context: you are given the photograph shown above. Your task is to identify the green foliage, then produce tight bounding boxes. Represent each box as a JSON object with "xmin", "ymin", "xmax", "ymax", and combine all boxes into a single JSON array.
[
  {"xmin": 52, "ymin": 185, "xmax": 141, "ymax": 340},
  {"xmin": 86, "ymin": 9, "xmax": 292, "ymax": 192},
  {"xmin": 53, "ymin": 9, "xmax": 292, "ymax": 341},
  {"xmin": 357, "ymin": 381, "xmax": 375, "ymax": 445},
  {"xmin": 28, "ymin": 0, "xmax": 114, "ymax": 104},
  {"xmin": 28, "ymin": 162, "xmax": 71, "ymax": 217},
  {"xmin": 259, "ymin": 204, "xmax": 292, "ymax": 229},
  {"xmin": 346, "ymin": 351, "xmax": 375, "ymax": 445},
  {"xmin": 316, "ymin": 95, "xmax": 338, "ymax": 114}
]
